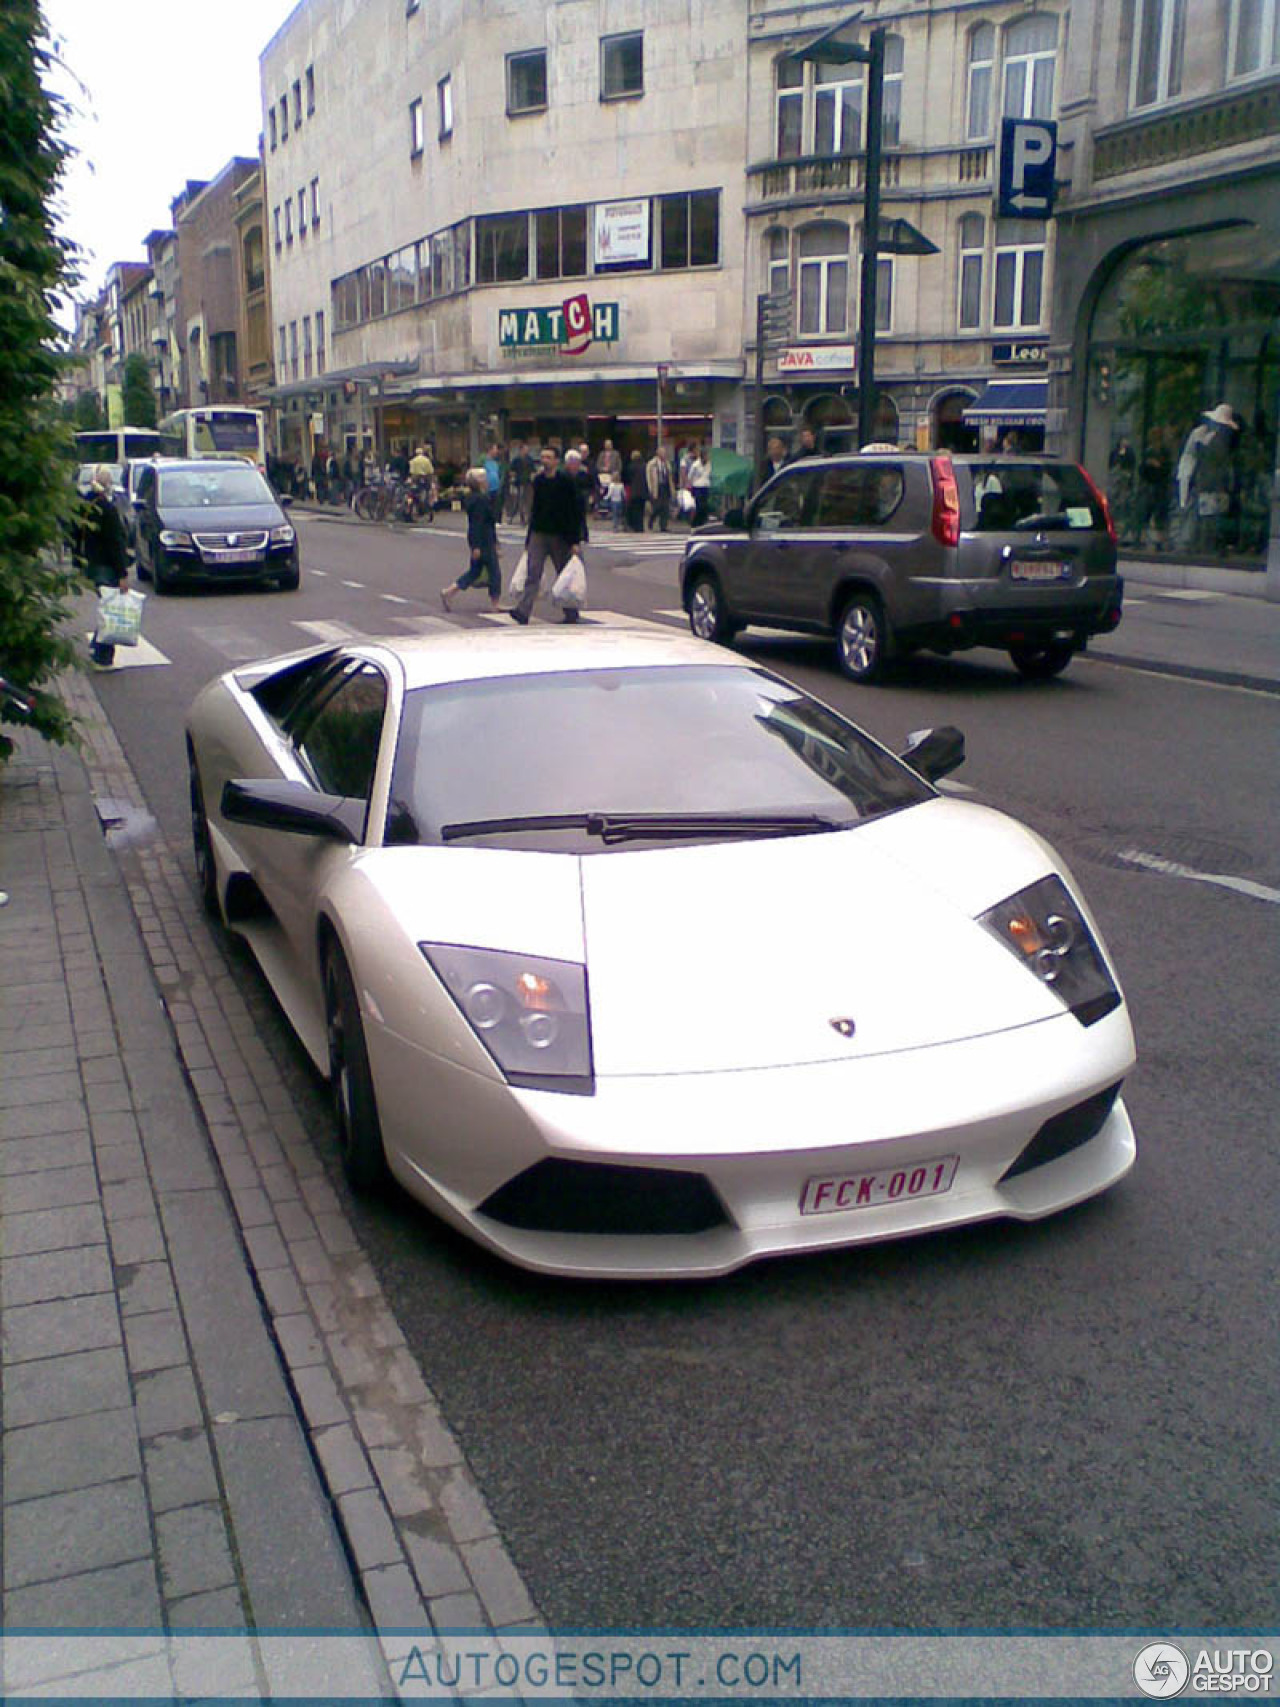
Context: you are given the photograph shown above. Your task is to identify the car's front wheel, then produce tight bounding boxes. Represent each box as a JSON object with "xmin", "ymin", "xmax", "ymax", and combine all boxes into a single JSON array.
[
  {"xmin": 274, "ymin": 562, "xmax": 301, "ymax": 591},
  {"xmin": 187, "ymin": 745, "xmax": 220, "ymax": 918},
  {"xmin": 324, "ymin": 945, "xmax": 389, "ymax": 1192},
  {"xmin": 835, "ymin": 591, "xmax": 889, "ymax": 683},
  {"xmin": 152, "ymin": 549, "xmax": 176, "ymax": 595},
  {"xmin": 1009, "ymin": 639, "xmax": 1075, "ymax": 679},
  {"xmin": 687, "ymin": 570, "xmax": 739, "ymax": 646}
]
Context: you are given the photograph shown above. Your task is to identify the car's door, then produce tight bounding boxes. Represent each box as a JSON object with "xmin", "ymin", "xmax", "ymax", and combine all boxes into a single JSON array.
[
  {"xmin": 808, "ymin": 462, "xmax": 907, "ymax": 623},
  {"xmin": 132, "ymin": 465, "xmax": 157, "ymax": 573},
  {"xmin": 736, "ymin": 466, "xmax": 819, "ymax": 622}
]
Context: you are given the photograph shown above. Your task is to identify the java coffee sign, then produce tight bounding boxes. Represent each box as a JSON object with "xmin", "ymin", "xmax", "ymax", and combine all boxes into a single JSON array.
[{"xmin": 499, "ymin": 295, "xmax": 619, "ymax": 356}]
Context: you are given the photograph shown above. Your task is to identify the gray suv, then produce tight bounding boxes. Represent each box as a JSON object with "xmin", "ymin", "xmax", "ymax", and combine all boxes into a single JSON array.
[{"xmin": 680, "ymin": 452, "xmax": 1123, "ymax": 682}]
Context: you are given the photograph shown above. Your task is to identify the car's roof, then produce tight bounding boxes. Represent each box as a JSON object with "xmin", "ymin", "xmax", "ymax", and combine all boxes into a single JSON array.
[{"xmin": 157, "ymin": 458, "xmax": 263, "ymax": 474}]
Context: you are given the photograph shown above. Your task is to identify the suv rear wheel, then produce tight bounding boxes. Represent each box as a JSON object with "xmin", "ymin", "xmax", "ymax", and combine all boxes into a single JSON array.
[
  {"xmin": 1009, "ymin": 639, "xmax": 1075, "ymax": 679},
  {"xmin": 687, "ymin": 571, "xmax": 739, "ymax": 646},
  {"xmin": 835, "ymin": 592, "xmax": 888, "ymax": 683}
]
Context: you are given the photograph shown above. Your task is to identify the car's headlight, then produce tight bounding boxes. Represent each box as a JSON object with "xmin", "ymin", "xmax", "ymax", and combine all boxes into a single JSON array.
[
  {"xmin": 979, "ymin": 874, "xmax": 1121, "ymax": 1027},
  {"xmin": 159, "ymin": 529, "xmax": 193, "ymax": 547},
  {"xmin": 420, "ymin": 943, "xmax": 593, "ymax": 1092},
  {"xmin": 270, "ymin": 524, "xmax": 295, "ymax": 545}
]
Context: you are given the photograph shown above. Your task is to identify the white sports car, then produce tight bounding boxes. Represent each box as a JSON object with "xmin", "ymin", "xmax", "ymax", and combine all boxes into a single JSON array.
[{"xmin": 185, "ymin": 627, "xmax": 1136, "ymax": 1279}]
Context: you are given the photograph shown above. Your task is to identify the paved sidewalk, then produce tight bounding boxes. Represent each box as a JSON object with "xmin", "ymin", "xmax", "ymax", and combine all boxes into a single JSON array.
[{"xmin": 0, "ymin": 672, "xmax": 539, "ymax": 1692}]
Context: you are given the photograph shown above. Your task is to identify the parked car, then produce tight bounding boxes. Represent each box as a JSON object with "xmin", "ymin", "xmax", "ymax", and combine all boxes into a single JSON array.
[
  {"xmin": 132, "ymin": 458, "xmax": 299, "ymax": 593},
  {"xmin": 186, "ymin": 627, "xmax": 1136, "ymax": 1280},
  {"xmin": 681, "ymin": 452, "xmax": 1123, "ymax": 681}
]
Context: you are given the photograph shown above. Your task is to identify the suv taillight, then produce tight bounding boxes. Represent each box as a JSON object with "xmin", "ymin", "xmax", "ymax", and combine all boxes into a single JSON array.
[
  {"xmin": 1078, "ymin": 464, "xmax": 1117, "ymax": 545},
  {"xmin": 930, "ymin": 456, "xmax": 961, "ymax": 547}
]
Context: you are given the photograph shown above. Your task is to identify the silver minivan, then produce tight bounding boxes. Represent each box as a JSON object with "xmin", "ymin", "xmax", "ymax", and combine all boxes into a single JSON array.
[{"xmin": 680, "ymin": 452, "xmax": 1123, "ymax": 681}]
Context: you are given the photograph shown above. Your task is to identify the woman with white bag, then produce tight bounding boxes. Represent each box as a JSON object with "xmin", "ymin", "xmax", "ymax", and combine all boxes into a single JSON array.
[{"xmin": 80, "ymin": 466, "xmax": 132, "ymax": 667}]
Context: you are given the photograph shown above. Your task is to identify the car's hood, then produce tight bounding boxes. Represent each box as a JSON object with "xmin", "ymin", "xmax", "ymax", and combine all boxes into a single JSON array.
[
  {"xmin": 158, "ymin": 503, "xmax": 283, "ymax": 531},
  {"xmin": 352, "ymin": 800, "xmax": 1077, "ymax": 1076}
]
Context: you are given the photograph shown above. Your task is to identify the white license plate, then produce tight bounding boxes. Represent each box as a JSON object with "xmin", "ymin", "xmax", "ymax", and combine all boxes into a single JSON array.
[
  {"xmin": 799, "ymin": 1154, "xmax": 959, "ymax": 1216},
  {"xmin": 1010, "ymin": 559, "xmax": 1071, "ymax": 581},
  {"xmin": 207, "ymin": 549, "xmax": 262, "ymax": 564}
]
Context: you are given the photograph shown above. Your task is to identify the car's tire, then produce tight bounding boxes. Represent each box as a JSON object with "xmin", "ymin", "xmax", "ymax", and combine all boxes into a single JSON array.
[
  {"xmin": 835, "ymin": 591, "xmax": 889, "ymax": 683},
  {"xmin": 687, "ymin": 570, "xmax": 739, "ymax": 646},
  {"xmin": 324, "ymin": 946, "xmax": 390, "ymax": 1192},
  {"xmin": 1009, "ymin": 639, "xmax": 1075, "ymax": 679},
  {"xmin": 152, "ymin": 550, "xmax": 175, "ymax": 595},
  {"xmin": 187, "ymin": 746, "xmax": 221, "ymax": 918},
  {"xmin": 275, "ymin": 563, "xmax": 301, "ymax": 591}
]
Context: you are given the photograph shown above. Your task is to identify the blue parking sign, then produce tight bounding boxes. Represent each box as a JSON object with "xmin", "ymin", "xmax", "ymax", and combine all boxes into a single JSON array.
[{"xmin": 998, "ymin": 118, "xmax": 1057, "ymax": 220}]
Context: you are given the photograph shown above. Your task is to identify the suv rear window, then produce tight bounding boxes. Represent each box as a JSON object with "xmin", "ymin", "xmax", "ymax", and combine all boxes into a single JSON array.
[{"xmin": 969, "ymin": 463, "xmax": 1103, "ymax": 532}]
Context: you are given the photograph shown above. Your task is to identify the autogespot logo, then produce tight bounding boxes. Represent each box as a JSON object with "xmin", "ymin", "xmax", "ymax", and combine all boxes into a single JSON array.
[{"xmin": 1135, "ymin": 1644, "xmax": 1191, "ymax": 1698}]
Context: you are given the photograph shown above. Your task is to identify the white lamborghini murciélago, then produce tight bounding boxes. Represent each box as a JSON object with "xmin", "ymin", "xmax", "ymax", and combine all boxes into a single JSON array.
[{"xmin": 186, "ymin": 626, "xmax": 1136, "ymax": 1278}]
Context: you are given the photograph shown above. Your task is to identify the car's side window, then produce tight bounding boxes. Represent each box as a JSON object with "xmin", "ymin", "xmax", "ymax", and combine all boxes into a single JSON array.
[
  {"xmin": 753, "ymin": 472, "xmax": 814, "ymax": 534},
  {"xmin": 294, "ymin": 661, "xmax": 388, "ymax": 804},
  {"xmin": 136, "ymin": 467, "xmax": 155, "ymax": 504},
  {"xmin": 813, "ymin": 466, "xmax": 904, "ymax": 528}
]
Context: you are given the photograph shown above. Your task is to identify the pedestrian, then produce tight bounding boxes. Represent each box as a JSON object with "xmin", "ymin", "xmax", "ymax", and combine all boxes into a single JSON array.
[
  {"xmin": 510, "ymin": 445, "xmax": 585, "ymax": 625},
  {"xmin": 624, "ymin": 449, "xmax": 647, "ymax": 531},
  {"xmin": 787, "ymin": 426, "xmax": 818, "ymax": 462},
  {"xmin": 81, "ymin": 466, "xmax": 130, "ymax": 668},
  {"xmin": 688, "ymin": 443, "xmax": 712, "ymax": 526},
  {"xmin": 312, "ymin": 447, "xmax": 327, "ymax": 502},
  {"xmin": 565, "ymin": 447, "xmax": 594, "ymax": 543},
  {"xmin": 765, "ymin": 436, "xmax": 787, "ymax": 481},
  {"xmin": 645, "ymin": 445, "xmax": 673, "ymax": 530},
  {"xmin": 441, "ymin": 469, "xmax": 502, "ymax": 611},
  {"xmin": 342, "ymin": 447, "xmax": 358, "ymax": 505},
  {"xmin": 506, "ymin": 440, "xmax": 534, "ymax": 522},
  {"xmin": 484, "ymin": 442, "xmax": 504, "ymax": 519}
]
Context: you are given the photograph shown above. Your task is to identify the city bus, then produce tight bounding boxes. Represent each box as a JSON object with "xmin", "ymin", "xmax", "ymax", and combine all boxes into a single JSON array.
[
  {"xmin": 157, "ymin": 407, "xmax": 267, "ymax": 472},
  {"xmin": 74, "ymin": 427, "xmax": 165, "ymax": 464}
]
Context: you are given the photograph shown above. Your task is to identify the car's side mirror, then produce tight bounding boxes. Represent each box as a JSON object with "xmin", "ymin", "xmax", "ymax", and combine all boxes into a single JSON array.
[
  {"xmin": 221, "ymin": 779, "xmax": 365, "ymax": 843},
  {"xmin": 280, "ymin": 494, "xmax": 294, "ymax": 508},
  {"xmin": 899, "ymin": 726, "xmax": 965, "ymax": 783}
]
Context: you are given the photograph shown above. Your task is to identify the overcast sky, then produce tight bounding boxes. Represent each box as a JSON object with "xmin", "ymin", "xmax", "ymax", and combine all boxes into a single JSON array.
[{"xmin": 40, "ymin": 0, "xmax": 296, "ymax": 318}]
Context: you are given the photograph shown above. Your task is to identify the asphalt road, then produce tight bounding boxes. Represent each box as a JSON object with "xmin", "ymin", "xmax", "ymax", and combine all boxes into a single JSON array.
[{"xmin": 88, "ymin": 511, "xmax": 1280, "ymax": 1631}]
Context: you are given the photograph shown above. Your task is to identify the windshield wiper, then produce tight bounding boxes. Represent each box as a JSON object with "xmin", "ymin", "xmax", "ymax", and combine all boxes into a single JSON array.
[{"xmin": 440, "ymin": 811, "xmax": 842, "ymax": 845}]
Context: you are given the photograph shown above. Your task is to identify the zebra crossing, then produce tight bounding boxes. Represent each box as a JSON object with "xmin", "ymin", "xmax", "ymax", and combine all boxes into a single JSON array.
[{"xmin": 495, "ymin": 524, "xmax": 689, "ymax": 558}]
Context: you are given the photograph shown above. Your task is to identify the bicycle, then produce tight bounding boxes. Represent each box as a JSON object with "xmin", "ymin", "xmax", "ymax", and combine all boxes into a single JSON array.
[{"xmin": 352, "ymin": 480, "xmax": 395, "ymax": 523}]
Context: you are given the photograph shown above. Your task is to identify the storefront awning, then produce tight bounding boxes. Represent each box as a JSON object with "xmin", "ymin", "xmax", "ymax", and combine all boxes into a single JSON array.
[{"xmin": 962, "ymin": 380, "xmax": 1048, "ymax": 425}]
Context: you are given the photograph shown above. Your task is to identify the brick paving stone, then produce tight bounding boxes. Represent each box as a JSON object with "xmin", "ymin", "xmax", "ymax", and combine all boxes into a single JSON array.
[
  {"xmin": 2, "ymin": 1407, "xmax": 141, "ymax": 1502},
  {"xmin": 312, "ymin": 1424, "xmax": 375, "ymax": 1497},
  {"xmin": 74, "ymin": 1030, "xmax": 118, "ymax": 1059},
  {"xmin": 89, "ymin": 1108, "xmax": 141, "ymax": 1147},
  {"xmin": 459, "ymin": 1539, "xmax": 538, "ymax": 1629},
  {"xmin": 142, "ymin": 1431, "xmax": 220, "ymax": 1515},
  {"xmin": 401, "ymin": 1526, "xmax": 470, "ymax": 1599},
  {"xmin": 108, "ymin": 1213, "xmax": 167, "ymax": 1265},
  {"xmin": 3, "ymin": 1345, "xmax": 132, "ymax": 1428},
  {"xmin": 133, "ymin": 1366, "xmax": 203, "ymax": 1439},
  {"xmin": 155, "ymin": 1503, "xmax": 236, "ymax": 1601},
  {"xmin": 116, "ymin": 1260, "xmax": 179, "ymax": 1318},
  {"xmin": 228, "ymin": 1184, "xmax": 274, "ymax": 1228},
  {"xmin": 102, "ymin": 1178, "xmax": 157, "ymax": 1222},
  {"xmin": 2, "ymin": 1244, "xmax": 113, "ymax": 1308},
  {"xmin": 78, "ymin": 1055, "xmax": 125, "ymax": 1087},
  {"xmin": 2, "ymin": 1202, "xmax": 106, "ymax": 1257},
  {"xmin": 257, "ymin": 1265, "xmax": 306, "ymax": 1320},
  {"xmin": 336, "ymin": 1488, "xmax": 403, "ymax": 1570},
  {"xmin": 2, "ymin": 1559, "xmax": 162, "ymax": 1629},
  {"xmin": 369, "ymin": 1446, "xmax": 435, "ymax": 1519},
  {"xmin": 2, "ymin": 1163, "xmax": 99, "ymax": 1214},
  {"xmin": 273, "ymin": 1313, "xmax": 325, "ymax": 1369},
  {"xmin": 427, "ymin": 1590, "xmax": 487, "ymax": 1633},
  {"xmin": 0, "ymin": 1101, "xmax": 89, "ymax": 1141},
  {"xmin": 0, "ymin": 1046, "xmax": 78, "ymax": 1079},
  {"xmin": 325, "ymin": 1329, "xmax": 380, "ymax": 1388},
  {"xmin": 0, "ymin": 1131, "xmax": 94, "ymax": 1178},
  {"xmin": 289, "ymin": 1238, "xmax": 335, "ymax": 1286},
  {"xmin": 0, "ymin": 1069, "xmax": 82, "ymax": 1109},
  {"xmin": 166, "ymin": 1585, "xmax": 249, "ymax": 1628},
  {"xmin": 362, "ymin": 1563, "xmax": 430, "ymax": 1631},
  {"xmin": 3, "ymin": 1477, "xmax": 152, "ymax": 1587},
  {"xmin": 437, "ymin": 1467, "xmax": 496, "ymax": 1546},
  {"xmin": 95, "ymin": 1140, "xmax": 148, "ymax": 1182},
  {"xmin": 85, "ymin": 1081, "xmax": 135, "ymax": 1114},
  {"xmin": 243, "ymin": 1223, "xmax": 289, "ymax": 1271},
  {"xmin": 314, "ymin": 1210, "xmax": 362, "ymax": 1256},
  {"xmin": 2, "ymin": 1292, "xmax": 121, "ymax": 1363},
  {"xmin": 123, "ymin": 1309, "xmax": 188, "ymax": 1376},
  {"xmin": 292, "ymin": 1364, "xmax": 349, "ymax": 1430}
]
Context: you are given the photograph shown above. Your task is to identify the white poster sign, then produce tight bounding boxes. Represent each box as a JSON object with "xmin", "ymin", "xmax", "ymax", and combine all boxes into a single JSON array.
[{"xmin": 594, "ymin": 199, "xmax": 650, "ymax": 267}]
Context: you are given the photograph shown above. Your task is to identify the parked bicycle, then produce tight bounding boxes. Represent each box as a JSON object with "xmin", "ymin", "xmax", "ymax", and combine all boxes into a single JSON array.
[{"xmin": 352, "ymin": 475, "xmax": 435, "ymax": 525}]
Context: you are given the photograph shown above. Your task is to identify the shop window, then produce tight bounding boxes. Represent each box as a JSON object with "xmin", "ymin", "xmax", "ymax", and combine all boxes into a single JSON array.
[
  {"xmin": 438, "ymin": 75, "xmax": 453, "ymax": 138},
  {"xmin": 1229, "ymin": 0, "xmax": 1280, "ymax": 76},
  {"xmin": 660, "ymin": 191, "xmax": 720, "ymax": 270},
  {"xmin": 881, "ymin": 35, "xmax": 904, "ymax": 148},
  {"xmin": 993, "ymin": 218, "xmax": 1045, "ymax": 328},
  {"xmin": 958, "ymin": 213, "xmax": 985, "ymax": 330},
  {"xmin": 477, "ymin": 212, "xmax": 529, "ymax": 283},
  {"xmin": 536, "ymin": 205, "xmax": 588, "ymax": 280},
  {"xmin": 797, "ymin": 222, "xmax": 850, "ymax": 337},
  {"xmin": 409, "ymin": 97, "xmax": 424, "ymax": 156},
  {"xmin": 1003, "ymin": 15, "xmax": 1057, "ymax": 120},
  {"xmin": 967, "ymin": 25, "xmax": 995, "ymax": 139},
  {"xmin": 508, "ymin": 49, "xmax": 548, "ymax": 116},
  {"xmin": 601, "ymin": 32, "xmax": 643, "ymax": 100},
  {"xmin": 815, "ymin": 59, "xmax": 864, "ymax": 154},
  {"xmin": 776, "ymin": 57, "xmax": 804, "ymax": 158}
]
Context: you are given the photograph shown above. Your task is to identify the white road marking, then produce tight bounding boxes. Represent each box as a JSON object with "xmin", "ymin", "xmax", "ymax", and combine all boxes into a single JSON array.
[
  {"xmin": 471, "ymin": 608, "xmax": 676, "ymax": 633},
  {"xmin": 380, "ymin": 593, "xmax": 411, "ymax": 604},
  {"xmin": 83, "ymin": 634, "xmax": 170, "ymax": 669},
  {"xmin": 341, "ymin": 580, "xmax": 365, "ymax": 589},
  {"xmin": 292, "ymin": 619, "xmax": 367, "ymax": 642},
  {"xmin": 389, "ymin": 615, "xmax": 453, "ymax": 634},
  {"xmin": 1117, "ymin": 847, "xmax": 1280, "ymax": 905},
  {"xmin": 1142, "ymin": 588, "xmax": 1223, "ymax": 603},
  {"xmin": 935, "ymin": 778, "xmax": 976, "ymax": 794},
  {"xmin": 309, "ymin": 568, "xmax": 328, "ymax": 576}
]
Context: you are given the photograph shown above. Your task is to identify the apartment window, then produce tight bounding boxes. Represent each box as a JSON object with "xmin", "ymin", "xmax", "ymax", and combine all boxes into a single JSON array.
[
  {"xmin": 438, "ymin": 75, "xmax": 453, "ymax": 138},
  {"xmin": 659, "ymin": 190, "xmax": 719, "ymax": 269},
  {"xmin": 1132, "ymin": 0, "xmax": 1186, "ymax": 105},
  {"xmin": 766, "ymin": 228, "xmax": 790, "ymax": 298},
  {"xmin": 1003, "ymin": 15, "xmax": 1057, "ymax": 120},
  {"xmin": 776, "ymin": 57, "xmax": 805, "ymax": 157},
  {"xmin": 1229, "ymin": 0, "xmax": 1280, "ymax": 75},
  {"xmin": 855, "ymin": 224, "xmax": 893, "ymax": 331},
  {"xmin": 432, "ymin": 230, "xmax": 455, "ymax": 296},
  {"xmin": 303, "ymin": 315, "xmax": 312, "ymax": 379},
  {"xmin": 535, "ymin": 205, "xmax": 588, "ymax": 279},
  {"xmin": 269, "ymin": 108, "xmax": 277, "ymax": 150},
  {"xmin": 454, "ymin": 221, "xmax": 472, "ymax": 290},
  {"xmin": 958, "ymin": 213, "xmax": 985, "ymax": 330},
  {"xmin": 278, "ymin": 325, "xmax": 287, "ymax": 371},
  {"xmin": 409, "ymin": 98, "xmax": 424, "ymax": 155},
  {"xmin": 797, "ymin": 222, "xmax": 849, "ymax": 336},
  {"xmin": 306, "ymin": 65, "xmax": 315, "ymax": 114},
  {"xmin": 967, "ymin": 25, "xmax": 995, "ymax": 139},
  {"xmin": 881, "ymin": 35, "xmax": 904, "ymax": 147},
  {"xmin": 507, "ymin": 49, "xmax": 548, "ymax": 115},
  {"xmin": 993, "ymin": 218, "xmax": 1045, "ymax": 328},
  {"xmin": 315, "ymin": 310, "xmax": 325, "ymax": 373},
  {"xmin": 289, "ymin": 320, "xmax": 298, "ymax": 380},
  {"xmin": 368, "ymin": 259, "xmax": 388, "ymax": 318},
  {"xmin": 273, "ymin": 205, "xmax": 282, "ymax": 250},
  {"xmin": 477, "ymin": 211, "xmax": 529, "ymax": 281},
  {"xmin": 601, "ymin": 31, "xmax": 644, "ymax": 99},
  {"xmin": 297, "ymin": 190, "xmax": 307, "ymax": 239},
  {"xmin": 285, "ymin": 199, "xmax": 293, "ymax": 244},
  {"xmin": 310, "ymin": 178, "xmax": 320, "ymax": 226},
  {"xmin": 280, "ymin": 96, "xmax": 289, "ymax": 140},
  {"xmin": 814, "ymin": 59, "xmax": 864, "ymax": 154},
  {"xmin": 293, "ymin": 80, "xmax": 302, "ymax": 127},
  {"xmin": 389, "ymin": 244, "xmax": 417, "ymax": 310}
]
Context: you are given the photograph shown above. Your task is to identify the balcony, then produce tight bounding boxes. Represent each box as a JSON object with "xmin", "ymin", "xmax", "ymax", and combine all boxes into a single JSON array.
[
  {"xmin": 747, "ymin": 152, "xmax": 902, "ymax": 207},
  {"xmin": 1092, "ymin": 77, "xmax": 1280, "ymax": 181}
]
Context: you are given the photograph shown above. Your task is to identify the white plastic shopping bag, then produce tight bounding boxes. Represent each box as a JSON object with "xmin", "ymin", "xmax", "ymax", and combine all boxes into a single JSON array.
[
  {"xmin": 551, "ymin": 552, "xmax": 588, "ymax": 611},
  {"xmin": 95, "ymin": 587, "xmax": 146, "ymax": 647},
  {"xmin": 509, "ymin": 550, "xmax": 529, "ymax": 597}
]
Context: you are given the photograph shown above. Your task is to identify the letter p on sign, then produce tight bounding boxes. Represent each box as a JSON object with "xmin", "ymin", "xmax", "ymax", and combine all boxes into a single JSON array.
[{"xmin": 998, "ymin": 117, "xmax": 1057, "ymax": 219}]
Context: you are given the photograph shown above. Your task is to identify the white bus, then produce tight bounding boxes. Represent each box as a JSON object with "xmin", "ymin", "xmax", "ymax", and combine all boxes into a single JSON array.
[
  {"xmin": 75, "ymin": 427, "xmax": 165, "ymax": 464},
  {"xmin": 157, "ymin": 407, "xmax": 267, "ymax": 472}
]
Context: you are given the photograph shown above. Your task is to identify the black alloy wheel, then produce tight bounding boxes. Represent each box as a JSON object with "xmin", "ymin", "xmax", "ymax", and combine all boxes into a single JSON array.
[
  {"xmin": 687, "ymin": 570, "xmax": 739, "ymax": 646},
  {"xmin": 835, "ymin": 591, "xmax": 889, "ymax": 683},
  {"xmin": 324, "ymin": 946, "xmax": 390, "ymax": 1192},
  {"xmin": 1009, "ymin": 639, "xmax": 1075, "ymax": 680},
  {"xmin": 187, "ymin": 746, "xmax": 221, "ymax": 917}
]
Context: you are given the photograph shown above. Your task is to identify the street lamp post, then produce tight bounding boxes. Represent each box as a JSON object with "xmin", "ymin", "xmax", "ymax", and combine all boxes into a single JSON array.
[{"xmin": 857, "ymin": 28, "xmax": 885, "ymax": 450}]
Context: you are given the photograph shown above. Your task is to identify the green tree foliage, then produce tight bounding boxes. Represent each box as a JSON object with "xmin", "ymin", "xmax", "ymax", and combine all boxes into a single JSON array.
[
  {"xmin": 122, "ymin": 352, "xmax": 156, "ymax": 428},
  {"xmin": 73, "ymin": 387, "xmax": 105, "ymax": 430},
  {"xmin": 0, "ymin": 1, "xmax": 84, "ymax": 758}
]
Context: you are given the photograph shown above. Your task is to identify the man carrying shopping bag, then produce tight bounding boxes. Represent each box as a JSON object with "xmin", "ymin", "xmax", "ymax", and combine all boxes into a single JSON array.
[
  {"xmin": 81, "ymin": 466, "xmax": 132, "ymax": 667},
  {"xmin": 509, "ymin": 446, "xmax": 586, "ymax": 625}
]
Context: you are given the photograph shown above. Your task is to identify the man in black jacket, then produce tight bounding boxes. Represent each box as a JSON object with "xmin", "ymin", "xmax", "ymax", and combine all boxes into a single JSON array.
[{"xmin": 511, "ymin": 445, "xmax": 584, "ymax": 624}]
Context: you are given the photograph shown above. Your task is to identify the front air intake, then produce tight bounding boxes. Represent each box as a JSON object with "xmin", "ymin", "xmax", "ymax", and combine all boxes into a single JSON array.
[
  {"xmin": 999, "ymin": 1082, "xmax": 1123, "ymax": 1182},
  {"xmin": 478, "ymin": 1159, "xmax": 730, "ymax": 1235}
]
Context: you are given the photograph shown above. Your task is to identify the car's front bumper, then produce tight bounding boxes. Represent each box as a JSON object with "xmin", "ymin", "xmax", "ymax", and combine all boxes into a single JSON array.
[{"xmin": 158, "ymin": 544, "xmax": 298, "ymax": 585}]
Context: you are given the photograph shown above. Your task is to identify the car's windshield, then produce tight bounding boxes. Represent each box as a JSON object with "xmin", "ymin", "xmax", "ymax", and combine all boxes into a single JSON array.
[
  {"xmin": 969, "ymin": 462, "xmax": 1104, "ymax": 531},
  {"xmin": 386, "ymin": 664, "xmax": 931, "ymax": 851},
  {"xmin": 158, "ymin": 467, "xmax": 272, "ymax": 508}
]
